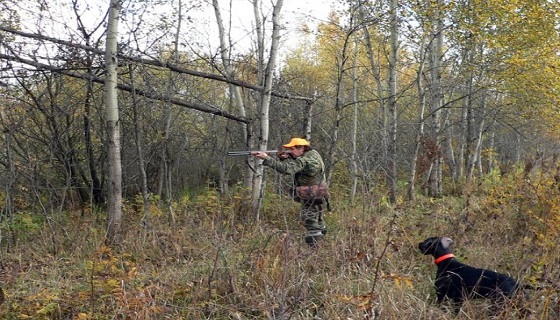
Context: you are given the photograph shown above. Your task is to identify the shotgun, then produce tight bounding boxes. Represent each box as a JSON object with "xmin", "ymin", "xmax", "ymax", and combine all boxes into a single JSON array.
[
  {"xmin": 228, "ymin": 150, "xmax": 278, "ymax": 156},
  {"xmin": 227, "ymin": 150, "xmax": 279, "ymax": 156}
]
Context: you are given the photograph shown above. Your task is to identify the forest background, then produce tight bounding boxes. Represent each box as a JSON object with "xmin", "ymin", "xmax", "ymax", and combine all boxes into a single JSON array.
[{"xmin": 1, "ymin": 0, "xmax": 560, "ymax": 319}]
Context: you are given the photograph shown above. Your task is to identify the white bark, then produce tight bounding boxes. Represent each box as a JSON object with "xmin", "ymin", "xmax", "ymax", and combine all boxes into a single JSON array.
[
  {"xmin": 387, "ymin": 0, "xmax": 398, "ymax": 203},
  {"xmin": 428, "ymin": 0, "xmax": 445, "ymax": 198},
  {"xmin": 104, "ymin": 0, "xmax": 123, "ymax": 245},
  {"xmin": 252, "ymin": 0, "xmax": 284, "ymax": 219}
]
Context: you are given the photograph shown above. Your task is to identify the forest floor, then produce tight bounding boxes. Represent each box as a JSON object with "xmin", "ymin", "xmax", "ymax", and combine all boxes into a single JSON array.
[{"xmin": 0, "ymin": 168, "xmax": 559, "ymax": 319}]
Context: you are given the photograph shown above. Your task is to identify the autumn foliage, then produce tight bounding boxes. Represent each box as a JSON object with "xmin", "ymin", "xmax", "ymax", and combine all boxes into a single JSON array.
[
  {"xmin": 0, "ymin": 0, "xmax": 560, "ymax": 319},
  {"xmin": 0, "ymin": 165, "xmax": 559, "ymax": 319}
]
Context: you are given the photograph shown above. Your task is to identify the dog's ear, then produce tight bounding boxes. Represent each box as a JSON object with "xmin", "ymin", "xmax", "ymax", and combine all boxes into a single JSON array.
[{"xmin": 440, "ymin": 237, "xmax": 454, "ymax": 249}]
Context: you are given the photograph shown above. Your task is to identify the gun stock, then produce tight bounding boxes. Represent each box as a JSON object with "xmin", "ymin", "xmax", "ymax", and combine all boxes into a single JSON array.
[{"xmin": 227, "ymin": 150, "xmax": 279, "ymax": 156}]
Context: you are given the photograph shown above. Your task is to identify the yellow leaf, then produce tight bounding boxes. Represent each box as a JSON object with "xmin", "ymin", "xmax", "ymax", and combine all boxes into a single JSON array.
[
  {"xmin": 75, "ymin": 313, "xmax": 90, "ymax": 320},
  {"xmin": 36, "ymin": 302, "xmax": 58, "ymax": 315},
  {"xmin": 404, "ymin": 279, "xmax": 414, "ymax": 289},
  {"xmin": 335, "ymin": 294, "xmax": 374, "ymax": 310}
]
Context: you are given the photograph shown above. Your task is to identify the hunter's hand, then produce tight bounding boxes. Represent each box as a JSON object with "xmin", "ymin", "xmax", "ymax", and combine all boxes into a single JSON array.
[
  {"xmin": 252, "ymin": 152, "xmax": 268, "ymax": 159},
  {"xmin": 277, "ymin": 151, "xmax": 290, "ymax": 159}
]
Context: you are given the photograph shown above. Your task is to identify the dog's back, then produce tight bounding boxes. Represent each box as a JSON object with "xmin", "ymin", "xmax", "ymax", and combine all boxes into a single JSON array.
[
  {"xmin": 435, "ymin": 256, "xmax": 519, "ymax": 302},
  {"xmin": 419, "ymin": 236, "xmax": 520, "ymax": 305}
]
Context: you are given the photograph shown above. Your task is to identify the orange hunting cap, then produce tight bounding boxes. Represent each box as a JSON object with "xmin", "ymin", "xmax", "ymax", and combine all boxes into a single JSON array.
[{"xmin": 283, "ymin": 138, "xmax": 309, "ymax": 148}]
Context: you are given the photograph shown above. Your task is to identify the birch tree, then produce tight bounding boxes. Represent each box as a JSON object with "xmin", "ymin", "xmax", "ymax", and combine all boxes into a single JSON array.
[
  {"xmin": 426, "ymin": 0, "xmax": 445, "ymax": 198},
  {"xmin": 104, "ymin": 0, "xmax": 123, "ymax": 245},
  {"xmin": 386, "ymin": 0, "xmax": 398, "ymax": 203},
  {"xmin": 253, "ymin": 0, "xmax": 284, "ymax": 219}
]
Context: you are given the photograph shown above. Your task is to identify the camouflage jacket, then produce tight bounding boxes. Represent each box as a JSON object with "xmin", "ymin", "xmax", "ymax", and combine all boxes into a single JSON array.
[{"xmin": 262, "ymin": 149, "xmax": 325, "ymax": 186}]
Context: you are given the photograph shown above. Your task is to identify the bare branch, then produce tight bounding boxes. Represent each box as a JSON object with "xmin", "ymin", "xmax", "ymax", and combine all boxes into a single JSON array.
[
  {"xmin": 0, "ymin": 26, "xmax": 313, "ymax": 103},
  {"xmin": 0, "ymin": 53, "xmax": 250, "ymax": 123}
]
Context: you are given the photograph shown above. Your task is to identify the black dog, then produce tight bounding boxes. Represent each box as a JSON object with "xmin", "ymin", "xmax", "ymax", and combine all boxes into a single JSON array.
[{"xmin": 418, "ymin": 236, "xmax": 520, "ymax": 310}]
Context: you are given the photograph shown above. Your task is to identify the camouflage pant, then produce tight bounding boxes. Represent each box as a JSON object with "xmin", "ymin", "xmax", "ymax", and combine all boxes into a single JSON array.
[{"xmin": 299, "ymin": 200, "xmax": 327, "ymax": 237}]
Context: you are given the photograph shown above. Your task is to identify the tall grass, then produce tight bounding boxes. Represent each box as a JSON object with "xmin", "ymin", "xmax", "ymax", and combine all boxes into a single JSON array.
[{"xmin": 0, "ymin": 168, "xmax": 558, "ymax": 319}]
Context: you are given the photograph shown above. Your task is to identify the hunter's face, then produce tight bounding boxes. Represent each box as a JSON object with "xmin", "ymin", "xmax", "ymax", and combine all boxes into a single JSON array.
[{"xmin": 288, "ymin": 146, "xmax": 305, "ymax": 157}]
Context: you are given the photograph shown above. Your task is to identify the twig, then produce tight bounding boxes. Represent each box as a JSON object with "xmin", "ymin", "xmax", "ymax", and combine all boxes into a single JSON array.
[{"xmin": 368, "ymin": 210, "xmax": 400, "ymax": 313}]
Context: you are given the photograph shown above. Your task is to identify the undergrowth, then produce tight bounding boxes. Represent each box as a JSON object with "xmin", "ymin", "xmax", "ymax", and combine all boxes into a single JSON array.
[{"xmin": 0, "ymin": 167, "xmax": 559, "ymax": 319}]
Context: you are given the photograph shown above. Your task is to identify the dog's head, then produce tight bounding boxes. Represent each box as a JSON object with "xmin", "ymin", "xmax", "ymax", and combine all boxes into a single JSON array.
[{"xmin": 418, "ymin": 236, "xmax": 454, "ymax": 257}]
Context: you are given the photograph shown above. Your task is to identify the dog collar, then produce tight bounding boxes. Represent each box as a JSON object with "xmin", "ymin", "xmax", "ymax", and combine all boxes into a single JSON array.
[{"xmin": 434, "ymin": 254, "xmax": 455, "ymax": 264}]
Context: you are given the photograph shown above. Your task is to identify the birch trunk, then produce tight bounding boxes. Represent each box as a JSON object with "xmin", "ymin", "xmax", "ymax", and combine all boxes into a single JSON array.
[
  {"xmin": 486, "ymin": 120, "xmax": 497, "ymax": 173},
  {"xmin": 252, "ymin": 0, "xmax": 284, "ymax": 220},
  {"xmin": 462, "ymin": 44, "xmax": 476, "ymax": 181},
  {"xmin": 467, "ymin": 93, "xmax": 486, "ymax": 179},
  {"xmin": 427, "ymin": 0, "xmax": 445, "ymax": 198},
  {"xmin": 304, "ymin": 99, "xmax": 313, "ymax": 141},
  {"xmin": 443, "ymin": 107, "xmax": 457, "ymax": 182},
  {"xmin": 104, "ymin": 0, "xmax": 123, "ymax": 245},
  {"xmin": 387, "ymin": 0, "xmax": 398, "ymax": 203},
  {"xmin": 407, "ymin": 37, "xmax": 427, "ymax": 201}
]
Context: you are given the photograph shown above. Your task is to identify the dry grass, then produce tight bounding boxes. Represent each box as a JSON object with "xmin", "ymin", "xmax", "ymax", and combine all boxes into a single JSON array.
[{"xmin": 0, "ymin": 171, "xmax": 559, "ymax": 319}]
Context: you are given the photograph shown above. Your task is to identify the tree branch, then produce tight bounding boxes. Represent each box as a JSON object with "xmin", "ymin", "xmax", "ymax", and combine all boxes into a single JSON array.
[
  {"xmin": 0, "ymin": 53, "xmax": 250, "ymax": 123},
  {"xmin": 0, "ymin": 26, "xmax": 313, "ymax": 103}
]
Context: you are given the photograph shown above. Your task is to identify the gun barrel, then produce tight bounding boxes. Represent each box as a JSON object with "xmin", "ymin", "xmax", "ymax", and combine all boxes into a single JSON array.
[{"xmin": 227, "ymin": 150, "xmax": 278, "ymax": 156}]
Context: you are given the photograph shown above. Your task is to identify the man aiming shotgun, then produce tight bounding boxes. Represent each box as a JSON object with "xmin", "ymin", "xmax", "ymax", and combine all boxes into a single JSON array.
[{"xmin": 251, "ymin": 138, "xmax": 329, "ymax": 247}]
